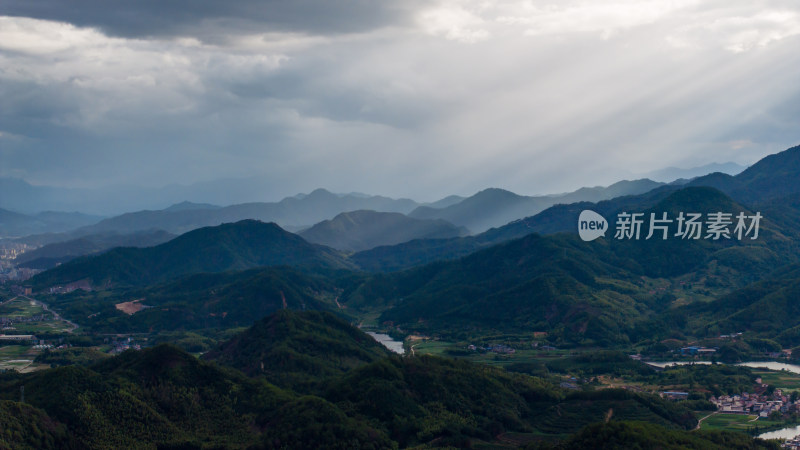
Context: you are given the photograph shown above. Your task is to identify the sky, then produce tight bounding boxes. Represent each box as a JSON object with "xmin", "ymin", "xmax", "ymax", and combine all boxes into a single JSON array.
[{"xmin": 1, "ymin": 0, "xmax": 800, "ymax": 202}]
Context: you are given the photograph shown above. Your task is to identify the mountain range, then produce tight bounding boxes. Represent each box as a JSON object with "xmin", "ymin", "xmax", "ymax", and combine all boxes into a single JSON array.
[
  {"xmin": 3, "ymin": 178, "xmax": 668, "ymax": 253},
  {"xmin": 2, "ymin": 158, "xmax": 750, "ymax": 250},
  {"xmin": 39, "ymin": 186, "xmax": 792, "ymax": 347},
  {"xmin": 353, "ymin": 186, "xmax": 795, "ymax": 344},
  {"xmin": 349, "ymin": 146, "xmax": 800, "ymax": 272},
  {"xmin": 0, "ymin": 209, "xmax": 101, "ymax": 239},
  {"xmin": 27, "ymin": 144, "xmax": 800, "ymax": 343}
]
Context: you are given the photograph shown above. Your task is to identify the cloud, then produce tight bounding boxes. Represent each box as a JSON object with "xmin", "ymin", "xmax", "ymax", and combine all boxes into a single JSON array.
[
  {"xmin": 419, "ymin": 4, "xmax": 490, "ymax": 43},
  {"xmin": 496, "ymin": 0, "xmax": 699, "ymax": 39},
  {"xmin": 0, "ymin": 1, "xmax": 799, "ymax": 205},
  {"xmin": 0, "ymin": 0, "xmax": 426, "ymax": 40}
]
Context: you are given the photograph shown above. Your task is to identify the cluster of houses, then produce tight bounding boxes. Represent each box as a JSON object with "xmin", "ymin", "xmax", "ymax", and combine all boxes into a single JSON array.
[
  {"xmin": 109, "ymin": 337, "xmax": 142, "ymax": 354},
  {"xmin": 47, "ymin": 280, "xmax": 92, "ymax": 294},
  {"xmin": 467, "ymin": 343, "xmax": 516, "ymax": 354},
  {"xmin": 466, "ymin": 341, "xmax": 559, "ymax": 354},
  {"xmin": 710, "ymin": 380, "xmax": 797, "ymax": 418},
  {"xmin": 1, "ymin": 314, "xmax": 52, "ymax": 329},
  {"xmin": 782, "ymin": 436, "xmax": 800, "ymax": 449},
  {"xmin": 680, "ymin": 346, "xmax": 717, "ymax": 356}
]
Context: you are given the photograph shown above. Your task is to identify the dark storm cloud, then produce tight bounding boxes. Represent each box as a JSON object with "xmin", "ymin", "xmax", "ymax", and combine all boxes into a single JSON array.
[{"xmin": 0, "ymin": 0, "xmax": 424, "ymax": 39}]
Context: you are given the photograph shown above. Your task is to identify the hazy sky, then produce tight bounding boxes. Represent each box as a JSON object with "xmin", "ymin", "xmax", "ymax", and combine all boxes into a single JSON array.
[{"xmin": 1, "ymin": 0, "xmax": 799, "ymax": 201}]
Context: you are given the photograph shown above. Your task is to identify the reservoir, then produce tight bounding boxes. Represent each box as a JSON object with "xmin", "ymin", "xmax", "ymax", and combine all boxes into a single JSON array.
[
  {"xmin": 758, "ymin": 425, "xmax": 800, "ymax": 440},
  {"xmin": 366, "ymin": 332, "xmax": 405, "ymax": 354}
]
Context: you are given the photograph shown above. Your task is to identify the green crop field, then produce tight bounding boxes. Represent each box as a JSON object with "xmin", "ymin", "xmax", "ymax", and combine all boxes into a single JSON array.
[
  {"xmin": 698, "ymin": 413, "xmax": 788, "ymax": 433},
  {"xmin": 699, "ymin": 413, "xmax": 760, "ymax": 431},
  {"xmin": 0, "ymin": 297, "xmax": 47, "ymax": 316},
  {"xmin": 753, "ymin": 370, "xmax": 800, "ymax": 391},
  {"xmin": 0, "ymin": 345, "xmax": 33, "ymax": 359},
  {"xmin": 0, "ymin": 345, "xmax": 39, "ymax": 372},
  {"xmin": 0, "ymin": 297, "xmax": 75, "ymax": 334},
  {"xmin": 410, "ymin": 340, "xmax": 453, "ymax": 356}
]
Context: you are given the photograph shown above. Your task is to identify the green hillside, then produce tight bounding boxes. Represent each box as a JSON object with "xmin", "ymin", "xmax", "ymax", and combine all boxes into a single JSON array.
[
  {"xmin": 30, "ymin": 220, "xmax": 354, "ymax": 288},
  {"xmin": 0, "ymin": 400, "xmax": 75, "ymax": 449},
  {"xmin": 0, "ymin": 342, "xmax": 706, "ymax": 449},
  {"xmin": 644, "ymin": 264, "xmax": 800, "ymax": 349},
  {"xmin": 46, "ymin": 267, "xmax": 343, "ymax": 333},
  {"xmin": 204, "ymin": 310, "xmax": 391, "ymax": 391},
  {"xmin": 325, "ymin": 356, "xmax": 698, "ymax": 446}
]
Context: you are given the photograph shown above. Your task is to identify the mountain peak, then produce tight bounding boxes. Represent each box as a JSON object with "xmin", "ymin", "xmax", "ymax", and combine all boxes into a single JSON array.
[
  {"xmin": 203, "ymin": 310, "xmax": 390, "ymax": 389},
  {"xmin": 31, "ymin": 219, "xmax": 353, "ymax": 287},
  {"xmin": 163, "ymin": 201, "xmax": 220, "ymax": 212},
  {"xmin": 307, "ymin": 188, "xmax": 336, "ymax": 197},
  {"xmin": 473, "ymin": 187, "xmax": 522, "ymax": 199}
]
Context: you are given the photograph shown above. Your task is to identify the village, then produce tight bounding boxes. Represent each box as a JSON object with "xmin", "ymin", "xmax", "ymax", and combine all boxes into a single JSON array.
[{"xmin": 709, "ymin": 377, "xmax": 798, "ymax": 418}]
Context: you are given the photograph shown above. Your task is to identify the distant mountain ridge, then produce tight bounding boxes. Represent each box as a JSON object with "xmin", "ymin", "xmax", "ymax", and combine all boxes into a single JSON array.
[
  {"xmin": 410, "ymin": 180, "xmax": 664, "ymax": 233},
  {"xmin": 163, "ymin": 201, "xmax": 221, "ymax": 212},
  {"xmin": 642, "ymin": 162, "xmax": 747, "ymax": 182},
  {"xmin": 7, "ymin": 178, "xmax": 665, "ymax": 242},
  {"xmin": 14, "ymin": 230, "xmax": 175, "ymax": 270},
  {"xmin": 299, "ymin": 210, "xmax": 467, "ymax": 252},
  {"xmin": 352, "ymin": 184, "xmax": 679, "ymax": 272},
  {"xmin": 0, "ymin": 208, "xmax": 102, "ymax": 238},
  {"xmin": 64, "ymin": 188, "xmax": 419, "ymax": 237}
]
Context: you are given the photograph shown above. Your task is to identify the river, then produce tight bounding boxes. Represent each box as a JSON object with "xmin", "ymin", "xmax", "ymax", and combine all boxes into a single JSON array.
[
  {"xmin": 646, "ymin": 361, "xmax": 800, "ymax": 374},
  {"xmin": 366, "ymin": 332, "xmax": 405, "ymax": 354}
]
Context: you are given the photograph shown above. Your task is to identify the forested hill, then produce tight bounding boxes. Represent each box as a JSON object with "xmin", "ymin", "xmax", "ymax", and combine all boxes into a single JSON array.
[
  {"xmin": 0, "ymin": 341, "xmax": 717, "ymax": 449},
  {"xmin": 203, "ymin": 310, "xmax": 391, "ymax": 390},
  {"xmin": 30, "ymin": 220, "xmax": 354, "ymax": 288}
]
